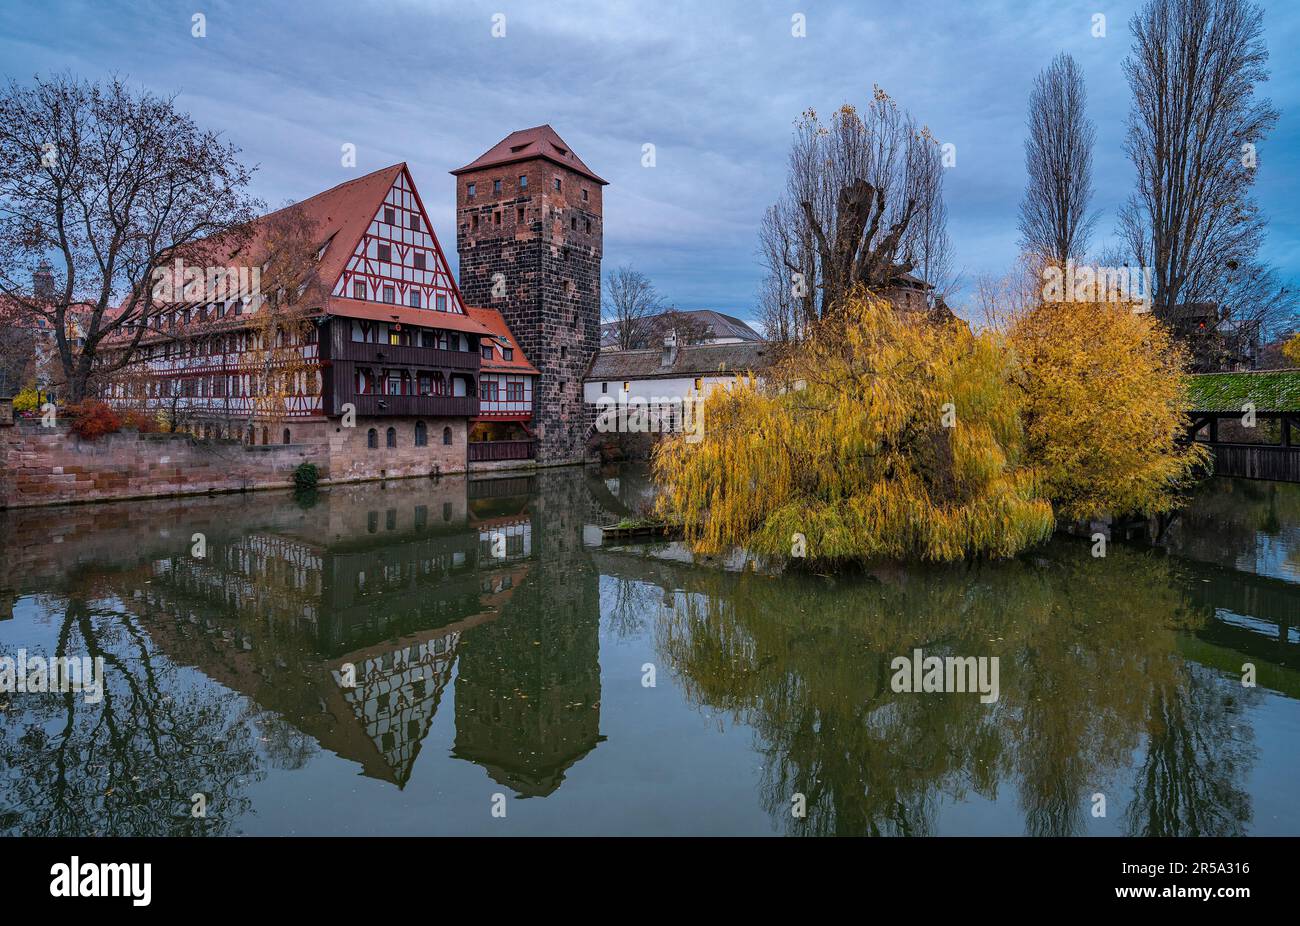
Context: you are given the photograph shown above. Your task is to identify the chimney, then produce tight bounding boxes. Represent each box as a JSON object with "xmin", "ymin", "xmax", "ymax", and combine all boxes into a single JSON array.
[
  {"xmin": 32, "ymin": 261, "xmax": 54, "ymax": 302},
  {"xmin": 661, "ymin": 331, "xmax": 677, "ymax": 368}
]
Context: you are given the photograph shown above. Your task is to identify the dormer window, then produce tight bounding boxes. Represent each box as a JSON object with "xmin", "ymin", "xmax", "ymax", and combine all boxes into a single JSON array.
[
  {"xmin": 503, "ymin": 347, "xmax": 513, "ymax": 361},
  {"xmin": 482, "ymin": 344, "xmax": 494, "ymax": 360}
]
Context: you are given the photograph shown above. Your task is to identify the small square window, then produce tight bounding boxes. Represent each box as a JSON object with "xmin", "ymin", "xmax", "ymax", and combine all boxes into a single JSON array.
[
  {"xmin": 561, "ymin": 346, "xmax": 568, "ymax": 359},
  {"xmin": 694, "ymin": 378, "xmax": 703, "ymax": 390},
  {"xmin": 377, "ymin": 244, "xmax": 392, "ymax": 262},
  {"xmin": 493, "ymin": 211, "xmax": 501, "ymax": 225},
  {"xmin": 571, "ymin": 217, "xmax": 577, "ymax": 231},
  {"xmin": 601, "ymin": 382, "xmax": 608, "ymax": 393},
  {"xmin": 482, "ymin": 344, "xmax": 493, "ymax": 360},
  {"xmin": 503, "ymin": 348, "xmax": 513, "ymax": 361},
  {"xmin": 352, "ymin": 280, "xmax": 366, "ymax": 300},
  {"xmin": 467, "ymin": 183, "xmax": 476, "ymax": 198},
  {"xmin": 413, "ymin": 253, "xmax": 426, "ymax": 270},
  {"xmin": 383, "ymin": 286, "xmax": 395, "ymax": 304},
  {"xmin": 410, "ymin": 215, "xmax": 421, "ymax": 231},
  {"xmin": 384, "ymin": 207, "xmax": 395, "ymax": 225},
  {"xmin": 623, "ymin": 381, "xmax": 630, "ymax": 392},
  {"xmin": 519, "ymin": 175, "xmax": 528, "ymax": 189},
  {"xmin": 553, "ymin": 178, "xmax": 561, "ymax": 191},
  {"xmin": 517, "ymin": 206, "xmax": 525, "ymax": 223},
  {"xmin": 408, "ymin": 290, "xmax": 420, "ymax": 308},
  {"xmin": 493, "ymin": 179, "xmax": 502, "ymax": 194},
  {"xmin": 585, "ymin": 220, "xmax": 592, "ymax": 233},
  {"xmin": 471, "ymin": 214, "xmax": 479, "ymax": 229},
  {"xmin": 582, "ymin": 189, "xmax": 588, "ymax": 202},
  {"xmin": 436, "ymin": 294, "xmax": 447, "ymax": 311}
]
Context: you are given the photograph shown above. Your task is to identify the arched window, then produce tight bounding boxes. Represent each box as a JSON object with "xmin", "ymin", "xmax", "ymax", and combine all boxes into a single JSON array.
[
  {"xmin": 442, "ymin": 426, "xmax": 453, "ymax": 446},
  {"xmin": 367, "ymin": 428, "xmax": 378, "ymax": 449},
  {"xmin": 414, "ymin": 420, "xmax": 428, "ymax": 447},
  {"xmin": 386, "ymin": 426, "xmax": 397, "ymax": 448},
  {"xmin": 282, "ymin": 428, "xmax": 291, "ymax": 445}
]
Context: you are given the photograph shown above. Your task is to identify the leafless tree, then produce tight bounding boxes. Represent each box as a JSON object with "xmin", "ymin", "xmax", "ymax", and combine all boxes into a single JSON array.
[
  {"xmin": 758, "ymin": 87, "xmax": 953, "ymax": 333},
  {"xmin": 1018, "ymin": 53, "xmax": 1097, "ymax": 268},
  {"xmin": 0, "ymin": 74, "xmax": 258, "ymax": 401},
  {"xmin": 602, "ymin": 264, "xmax": 663, "ymax": 350},
  {"xmin": 238, "ymin": 203, "xmax": 327, "ymax": 435},
  {"xmin": 1118, "ymin": 0, "xmax": 1278, "ymax": 317},
  {"xmin": 650, "ymin": 309, "xmax": 712, "ymax": 347}
]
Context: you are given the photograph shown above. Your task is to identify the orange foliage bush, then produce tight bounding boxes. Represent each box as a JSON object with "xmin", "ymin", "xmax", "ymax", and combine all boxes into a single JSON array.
[
  {"xmin": 121, "ymin": 409, "xmax": 161, "ymax": 433},
  {"xmin": 66, "ymin": 400, "xmax": 123, "ymax": 440}
]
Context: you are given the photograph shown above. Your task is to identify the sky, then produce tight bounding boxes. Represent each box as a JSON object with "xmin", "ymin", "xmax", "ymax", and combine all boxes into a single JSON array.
[{"xmin": 2, "ymin": 0, "xmax": 1298, "ymax": 325}]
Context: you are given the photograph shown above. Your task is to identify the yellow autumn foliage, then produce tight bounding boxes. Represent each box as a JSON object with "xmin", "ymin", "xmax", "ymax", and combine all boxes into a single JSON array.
[
  {"xmin": 654, "ymin": 290, "xmax": 1207, "ymax": 564},
  {"xmin": 1009, "ymin": 300, "xmax": 1207, "ymax": 521},
  {"xmin": 653, "ymin": 290, "xmax": 1055, "ymax": 562},
  {"xmin": 1282, "ymin": 331, "xmax": 1300, "ymax": 367}
]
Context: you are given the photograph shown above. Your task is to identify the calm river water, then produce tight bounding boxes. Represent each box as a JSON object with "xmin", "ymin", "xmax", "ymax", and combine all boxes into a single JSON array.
[{"xmin": 0, "ymin": 466, "xmax": 1296, "ymax": 835}]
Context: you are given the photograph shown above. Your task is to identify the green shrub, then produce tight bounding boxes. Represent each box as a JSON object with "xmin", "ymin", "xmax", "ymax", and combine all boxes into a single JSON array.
[{"xmin": 292, "ymin": 462, "xmax": 319, "ymax": 490}]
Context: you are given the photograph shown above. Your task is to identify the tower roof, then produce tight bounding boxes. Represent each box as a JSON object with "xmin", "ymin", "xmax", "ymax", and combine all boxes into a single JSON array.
[{"xmin": 451, "ymin": 125, "xmax": 607, "ymax": 185}]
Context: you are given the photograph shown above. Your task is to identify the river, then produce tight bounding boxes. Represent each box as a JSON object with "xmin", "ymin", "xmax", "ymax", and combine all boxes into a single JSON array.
[{"xmin": 0, "ymin": 466, "xmax": 1296, "ymax": 835}]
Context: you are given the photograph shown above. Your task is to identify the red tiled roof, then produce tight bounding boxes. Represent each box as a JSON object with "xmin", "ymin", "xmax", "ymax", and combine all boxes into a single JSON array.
[
  {"xmin": 451, "ymin": 125, "xmax": 607, "ymax": 185},
  {"xmin": 465, "ymin": 305, "xmax": 539, "ymax": 375},
  {"xmin": 137, "ymin": 163, "xmax": 407, "ymax": 307},
  {"xmin": 327, "ymin": 296, "xmax": 493, "ymax": 337}
]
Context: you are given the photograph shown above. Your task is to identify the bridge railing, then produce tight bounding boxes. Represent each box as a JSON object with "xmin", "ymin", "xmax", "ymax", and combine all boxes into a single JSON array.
[{"xmin": 1205, "ymin": 443, "xmax": 1300, "ymax": 482}]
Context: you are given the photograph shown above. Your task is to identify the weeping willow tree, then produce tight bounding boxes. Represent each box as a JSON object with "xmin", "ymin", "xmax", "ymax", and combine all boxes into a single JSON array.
[
  {"xmin": 1009, "ymin": 299, "xmax": 1208, "ymax": 521},
  {"xmin": 654, "ymin": 290, "xmax": 1054, "ymax": 562}
]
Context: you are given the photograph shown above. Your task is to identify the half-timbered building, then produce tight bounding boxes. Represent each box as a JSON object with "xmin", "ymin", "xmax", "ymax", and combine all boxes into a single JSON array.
[{"xmin": 98, "ymin": 133, "xmax": 577, "ymax": 477}]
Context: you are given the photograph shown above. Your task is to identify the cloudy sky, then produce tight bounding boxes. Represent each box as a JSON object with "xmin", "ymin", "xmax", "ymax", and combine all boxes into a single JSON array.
[{"xmin": 3, "ymin": 0, "xmax": 1298, "ymax": 323}]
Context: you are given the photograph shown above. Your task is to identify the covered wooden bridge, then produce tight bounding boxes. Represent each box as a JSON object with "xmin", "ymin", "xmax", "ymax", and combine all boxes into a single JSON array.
[{"xmin": 1187, "ymin": 370, "xmax": 1300, "ymax": 482}]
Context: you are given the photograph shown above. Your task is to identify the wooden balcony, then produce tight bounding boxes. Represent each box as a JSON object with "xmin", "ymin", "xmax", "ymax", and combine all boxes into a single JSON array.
[
  {"xmin": 335, "ymin": 340, "xmax": 480, "ymax": 371},
  {"xmin": 346, "ymin": 393, "xmax": 479, "ymax": 417},
  {"xmin": 468, "ymin": 440, "xmax": 535, "ymax": 462}
]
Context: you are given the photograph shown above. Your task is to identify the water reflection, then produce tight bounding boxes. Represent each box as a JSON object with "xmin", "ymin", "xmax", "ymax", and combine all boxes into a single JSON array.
[{"xmin": 0, "ymin": 469, "xmax": 1296, "ymax": 835}]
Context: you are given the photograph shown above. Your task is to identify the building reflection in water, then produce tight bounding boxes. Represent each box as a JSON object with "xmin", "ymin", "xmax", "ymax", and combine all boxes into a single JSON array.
[{"xmin": 0, "ymin": 470, "xmax": 604, "ymax": 815}]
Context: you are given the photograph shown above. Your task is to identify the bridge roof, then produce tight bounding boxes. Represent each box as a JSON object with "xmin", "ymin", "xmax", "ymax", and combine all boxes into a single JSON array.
[{"xmin": 1187, "ymin": 370, "xmax": 1300, "ymax": 414}]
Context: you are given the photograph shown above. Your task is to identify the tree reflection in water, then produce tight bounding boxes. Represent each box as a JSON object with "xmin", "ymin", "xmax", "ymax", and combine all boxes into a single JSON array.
[
  {"xmin": 0, "ymin": 586, "xmax": 261, "ymax": 836},
  {"xmin": 651, "ymin": 541, "xmax": 1258, "ymax": 836}
]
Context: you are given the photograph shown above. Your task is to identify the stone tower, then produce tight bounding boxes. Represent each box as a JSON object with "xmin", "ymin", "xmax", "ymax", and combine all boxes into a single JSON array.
[{"xmin": 452, "ymin": 126, "xmax": 606, "ymax": 464}]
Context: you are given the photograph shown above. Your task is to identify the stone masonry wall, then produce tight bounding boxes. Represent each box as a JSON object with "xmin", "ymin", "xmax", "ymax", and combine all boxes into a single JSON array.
[
  {"xmin": 0, "ymin": 415, "xmax": 469, "ymax": 509},
  {"xmin": 455, "ymin": 159, "xmax": 602, "ymax": 466}
]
